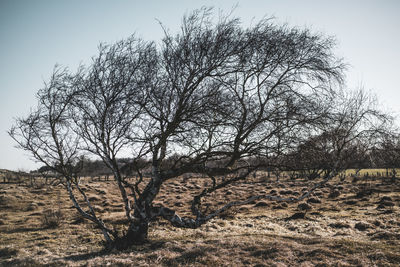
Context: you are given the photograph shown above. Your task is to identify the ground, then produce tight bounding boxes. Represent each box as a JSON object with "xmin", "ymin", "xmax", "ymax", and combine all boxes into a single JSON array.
[{"xmin": 0, "ymin": 172, "xmax": 399, "ymax": 266}]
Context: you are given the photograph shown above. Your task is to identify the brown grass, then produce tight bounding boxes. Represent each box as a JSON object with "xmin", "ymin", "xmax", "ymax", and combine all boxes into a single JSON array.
[{"xmin": 0, "ymin": 174, "xmax": 399, "ymax": 266}]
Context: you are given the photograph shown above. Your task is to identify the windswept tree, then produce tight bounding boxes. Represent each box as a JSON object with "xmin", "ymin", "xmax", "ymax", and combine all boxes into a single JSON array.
[{"xmin": 9, "ymin": 8, "xmax": 391, "ymax": 248}]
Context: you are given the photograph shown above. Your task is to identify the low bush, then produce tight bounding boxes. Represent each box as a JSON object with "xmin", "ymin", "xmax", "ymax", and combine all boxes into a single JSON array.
[{"xmin": 41, "ymin": 209, "xmax": 63, "ymax": 228}]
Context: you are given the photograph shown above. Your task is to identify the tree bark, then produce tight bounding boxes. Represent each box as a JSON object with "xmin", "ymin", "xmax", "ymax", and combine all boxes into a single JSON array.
[{"xmin": 113, "ymin": 219, "xmax": 149, "ymax": 249}]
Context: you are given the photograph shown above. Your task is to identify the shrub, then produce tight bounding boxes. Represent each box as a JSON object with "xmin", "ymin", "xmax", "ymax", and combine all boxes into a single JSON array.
[
  {"xmin": 41, "ymin": 208, "xmax": 63, "ymax": 228},
  {"xmin": 26, "ymin": 202, "xmax": 39, "ymax": 211},
  {"xmin": 0, "ymin": 247, "xmax": 18, "ymax": 258}
]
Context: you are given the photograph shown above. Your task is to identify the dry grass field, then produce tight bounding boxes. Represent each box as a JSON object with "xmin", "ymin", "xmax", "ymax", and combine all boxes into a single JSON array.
[{"xmin": 1, "ymin": 172, "xmax": 400, "ymax": 266}]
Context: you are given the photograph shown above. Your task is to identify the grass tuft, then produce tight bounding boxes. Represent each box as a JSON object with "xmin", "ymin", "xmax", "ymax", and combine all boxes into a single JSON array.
[{"xmin": 41, "ymin": 209, "xmax": 63, "ymax": 228}]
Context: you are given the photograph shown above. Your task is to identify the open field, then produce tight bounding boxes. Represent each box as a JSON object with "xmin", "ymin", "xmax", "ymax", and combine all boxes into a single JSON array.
[
  {"xmin": 344, "ymin": 169, "xmax": 399, "ymax": 177},
  {"xmin": 1, "ymin": 173, "xmax": 400, "ymax": 266}
]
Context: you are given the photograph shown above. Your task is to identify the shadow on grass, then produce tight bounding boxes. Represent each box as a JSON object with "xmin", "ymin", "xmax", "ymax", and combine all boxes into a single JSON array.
[
  {"xmin": 0, "ymin": 247, "xmax": 18, "ymax": 258},
  {"xmin": 171, "ymin": 246, "xmax": 213, "ymax": 265},
  {"xmin": 4, "ymin": 226, "xmax": 47, "ymax": 234},
  {"xmin": 62, "ymin": 250, "xmax": 104, "ymax": 262},
  {"xmin": 62, "ymin": 240, "xmax": 167, "ymax": 262}
]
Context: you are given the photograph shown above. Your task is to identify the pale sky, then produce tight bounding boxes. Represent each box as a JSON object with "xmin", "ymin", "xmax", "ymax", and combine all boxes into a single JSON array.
[{"xmin": 1, "ymin": 0, "xmax": 399, "ymax": 171}]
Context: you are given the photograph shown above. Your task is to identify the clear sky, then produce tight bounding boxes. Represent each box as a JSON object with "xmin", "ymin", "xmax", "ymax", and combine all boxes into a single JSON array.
[{"xmin": 1, "ymin": 0, "xmax": 399, "ymax": 171}]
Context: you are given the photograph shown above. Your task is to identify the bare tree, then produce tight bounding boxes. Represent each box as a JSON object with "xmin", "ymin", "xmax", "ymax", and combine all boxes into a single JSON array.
[
  {"xmin": 9, "ymin": 67, "xmax": 118, "ymax": 243},
  {"xmin": 9, "ymin": 8, "xmax": 392, "ymax": 249},
  {"xmin": 287, "ymin": 89, "xmax": 387, "ymax": 180},
  {"xmin": 372, "ymin": 132, "xmax": 400, "ymax": 179}
]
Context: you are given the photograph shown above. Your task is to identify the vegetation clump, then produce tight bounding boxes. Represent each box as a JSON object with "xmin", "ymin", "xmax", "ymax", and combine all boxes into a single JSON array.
[{"xmin": 41, "ymin": 208, "xmax": 64, "ymax": 228}]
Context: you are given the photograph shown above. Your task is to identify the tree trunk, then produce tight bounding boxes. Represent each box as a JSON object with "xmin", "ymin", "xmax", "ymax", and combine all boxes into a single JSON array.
[
  {"xmin": 114, "ymin": 219, "xmax": 149, "ymax": 249},
  {"xmin": 127, "ymin": 220, "xmax": 149, "ymax": 242}
]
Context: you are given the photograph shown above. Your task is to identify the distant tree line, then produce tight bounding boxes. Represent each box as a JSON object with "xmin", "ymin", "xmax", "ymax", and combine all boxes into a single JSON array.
[{"xmin": 34, "ymin": 131, "xmax": 400, "ymax": 180}]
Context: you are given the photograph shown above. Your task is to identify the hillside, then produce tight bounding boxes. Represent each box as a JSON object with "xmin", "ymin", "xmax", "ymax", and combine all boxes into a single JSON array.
[{"xmin": 1, "ymin": 174, "xmax": 400, "ymax": 266}]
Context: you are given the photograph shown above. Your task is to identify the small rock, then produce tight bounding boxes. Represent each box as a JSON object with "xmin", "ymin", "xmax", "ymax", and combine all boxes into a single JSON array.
[
  {"xmin": 297, "ymin": 202, "xmax": 312, "ymax": 211},
  {"xmin": 307, "ymin": 197, "xmax": 321, "ymax": 204},
  {"xmin": 174, "ymin": 202, "xmax": 184, "ymax": 207},
  {"xmin": 96, "ymin": 189, "xmax": 107, "ymax": 195},
  {"xmin": 372, "ymin": 220, "xmax": 382, "ymax": 227},
  {"xmin": 345, "ymin": 200, "xmax": 357, "ymax": 205},
  {"xmin": 238, "ymin": 207, "xmax": 249, "ymax": 212},
  {"xmin": 377, "ymin": 201, "xmax": 394, "ymax": 209},
  {"xmin": 336, "ymin": 185, "xmax": 344, "ymax": 190},
  {"xmin": 328, "ymin": 189, "xmax": 340, "ymax": 198},
  {"xmin": 26, "ymin": 202, "xmax": 39, "ymax": 211},
  {"xmin": 329, "ymin": 222, "xmax": 350, "ymax": 229},
  {"xmin": 381, "ymin": 209, "xmax": 394, "ymax": 214},
  {"xmin": 254, "ymin": 201, "xmax": 269, "ymax": 207},
  {"xmin": 286, "ymin": 212, "xmax": 306, "ymax": 220},
  {"xmin": 280, "ymin": 190, "xmax": 293, "ymax": 195},
  {"xmin": 314, "ymin": 191, "xmax": 324, "ymax": 197},
  {"xmin": 379, "ymin": 196, "xmax": 393, "ymax": 202},
  {"xmin": 88, "ymin": 196, "xmax": 100, "ymax": 202},
  {"xmin": 355, "ymin": 222, "xmax": 370, "ymax": 231}
]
